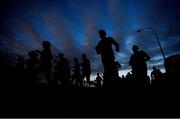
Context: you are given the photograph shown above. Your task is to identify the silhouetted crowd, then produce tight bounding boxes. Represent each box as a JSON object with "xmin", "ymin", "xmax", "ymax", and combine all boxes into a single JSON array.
[{"xmin": 1, "ymin": 29, "xmax": 179, "ymax": 89}]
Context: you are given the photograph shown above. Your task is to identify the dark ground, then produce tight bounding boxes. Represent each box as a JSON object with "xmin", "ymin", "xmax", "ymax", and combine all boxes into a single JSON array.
[
  {"xmin": 0, "ymin": 83, "xmax": 180, "ymax": 118},
  {"xmin": 0, "ymin": 63, "xmax": 179, "ymax": 118}
]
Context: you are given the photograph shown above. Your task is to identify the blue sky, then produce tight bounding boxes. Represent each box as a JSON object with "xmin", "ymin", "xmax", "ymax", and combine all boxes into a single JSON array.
[{"xmin": 0, "ymin": 0, "xmax": 180, "ymax": 76}]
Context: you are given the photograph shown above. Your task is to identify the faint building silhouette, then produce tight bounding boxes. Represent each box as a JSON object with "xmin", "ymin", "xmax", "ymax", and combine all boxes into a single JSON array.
[{"xmin": 165, "ymin": 54, "xmax": 180, "ymax": 85}]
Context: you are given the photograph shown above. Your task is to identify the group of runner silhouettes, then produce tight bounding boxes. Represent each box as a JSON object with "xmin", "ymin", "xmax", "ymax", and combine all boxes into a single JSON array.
[{"xmin": 13, "ymin": 29, "xmax": 165, "ymax": 88}]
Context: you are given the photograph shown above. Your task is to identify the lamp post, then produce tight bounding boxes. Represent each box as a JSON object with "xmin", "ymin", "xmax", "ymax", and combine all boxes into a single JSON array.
[{"xmin": 137, "ymin": 27, "xmax": 166, "ymax": 62}]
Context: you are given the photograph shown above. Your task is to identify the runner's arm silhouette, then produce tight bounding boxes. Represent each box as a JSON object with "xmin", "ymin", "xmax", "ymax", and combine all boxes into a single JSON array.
[
  {"xmin": 142, "ymin": 51, "xmax": 151, "ymax": 61},
  {"xmin": 109, "ymin": 37, "xmax": 120, "ymax": 52}
]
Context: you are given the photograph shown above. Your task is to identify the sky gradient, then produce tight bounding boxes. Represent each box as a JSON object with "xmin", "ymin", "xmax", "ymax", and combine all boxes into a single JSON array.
[{"xmin": 0, "ymin": 0, "xmax": 180, "ymax": 77}]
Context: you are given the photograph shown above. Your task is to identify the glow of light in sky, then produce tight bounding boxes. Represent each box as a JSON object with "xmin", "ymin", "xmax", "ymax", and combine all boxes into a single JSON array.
[{"xmin": 0, "ymin": 0, "xmax": 179, "ymax": 74}]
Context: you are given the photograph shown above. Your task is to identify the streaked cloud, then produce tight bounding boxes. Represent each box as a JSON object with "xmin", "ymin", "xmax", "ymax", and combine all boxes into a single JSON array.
[{"xmin": 0, "ymin": 0, "xmax": 179, "ymax": 75}]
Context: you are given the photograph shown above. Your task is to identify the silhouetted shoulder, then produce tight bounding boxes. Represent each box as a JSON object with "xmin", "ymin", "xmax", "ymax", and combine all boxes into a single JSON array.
[
  {"xmin": 107, "ymin": 37, "xmax": 115, "ymax": 42},
  {"xmin": 139, "ymin": 50, "xmax": 146, "ymax": 54},
  {"xmin": 107, "ymin": 37, "xmax": 114, "ymax": 40},
  {"xmin": 140, "ymin": 50, "xmax": 151, "ymax": 60},
  {"xmin": 107, "ymin": 37, "xmax": 119, "ymax": 52}
]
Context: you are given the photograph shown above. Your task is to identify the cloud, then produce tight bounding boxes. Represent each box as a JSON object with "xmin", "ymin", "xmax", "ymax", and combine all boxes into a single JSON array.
[
  {"xmin": 0, "ymin": 0, "xmax": 179, "ymax": 74},
  {"xmin": 14, "ymin": 20, "xmax": 44, "ymax": 44}
]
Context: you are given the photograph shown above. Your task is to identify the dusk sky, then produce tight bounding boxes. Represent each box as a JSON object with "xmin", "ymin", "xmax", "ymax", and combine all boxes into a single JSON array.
[{"xmin": 0, "ymin": 0, "xmax": 180, "ymax": 77}]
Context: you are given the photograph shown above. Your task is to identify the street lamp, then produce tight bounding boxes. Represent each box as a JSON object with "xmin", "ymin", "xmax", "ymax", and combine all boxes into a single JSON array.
[{"xmin": 137, "ymin": 27, "xmax": 166, "ymax": 62}]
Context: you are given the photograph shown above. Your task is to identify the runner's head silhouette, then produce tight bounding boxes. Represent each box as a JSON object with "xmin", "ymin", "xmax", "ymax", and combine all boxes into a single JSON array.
[
  {"xmin": 42, "ymin": 41, "xmax": 51, "ymax": 49},
  {"xmin": 132, "ymin": 45, "xmax": 139, "ymax": 52},
  {"xmin": 82, "ymin": 54, "xmax": 87, "ymax": 59},
  {"xmin": 98, "ymin": 29, "xmax": 106, "ymax": 39}
]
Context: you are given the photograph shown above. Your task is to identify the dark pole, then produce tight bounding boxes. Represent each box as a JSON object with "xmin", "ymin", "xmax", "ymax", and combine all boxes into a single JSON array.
[{"xmin": 137, "ymin": 27, "xmax": 166, "ymax": 62}]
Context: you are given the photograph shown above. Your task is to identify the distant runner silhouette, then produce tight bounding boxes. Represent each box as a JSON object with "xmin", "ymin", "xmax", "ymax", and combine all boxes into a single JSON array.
[{"xmin": 129, "ymin": 45, "xmax": 151, "ymax": 86}]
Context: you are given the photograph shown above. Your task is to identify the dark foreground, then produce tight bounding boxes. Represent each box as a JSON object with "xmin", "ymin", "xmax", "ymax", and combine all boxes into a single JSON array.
[
  {"xmin": 0, "ymin": 82, "xmax": 180, "ymax": 118},
  {"xmin": 0, "ymin": 63, "xmax": 179, "ymax": 118}
]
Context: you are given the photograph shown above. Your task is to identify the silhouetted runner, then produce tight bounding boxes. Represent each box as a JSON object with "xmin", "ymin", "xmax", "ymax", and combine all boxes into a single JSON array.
[
  {"xmin": 129, "ymin": 45, "xmax": 151, "ymax": 86},
  {"xmin": 40, "ymin": 41, "xmax": 53, "ymax": 84},
  {"xmin": 95, "ymin": 73, "xmax": 102, "ymax": 88},
  {"xmin": 95, "ymin": 29, "xmax": 119, "ymax": 87},
  {"xmin": 54, "ymin": 53, "xmax": 71, "ymax": 87},
  {"xmin": 14, "ymin": 56, "xmax": 26, "ymax": 87},
  {"xmin": 26, "ymin": 51, "xmax": 40, "ymax": 86},
  {"xmin": 81, "ymin": 54, "xmax": 91, "ymax": 84},
  {"xmin": 151, "ymin": 66, "xmax": 163, "ymax": 80},
  {"xmin": 72, "ymin": 58, "xmax": 81, "ymax": 87}
]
